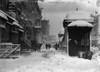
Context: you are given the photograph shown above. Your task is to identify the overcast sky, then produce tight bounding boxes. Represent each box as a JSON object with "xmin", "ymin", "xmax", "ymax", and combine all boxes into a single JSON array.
[{"xmin": 38, "ymin": 0, "xmax": 99, "ymax": 40}]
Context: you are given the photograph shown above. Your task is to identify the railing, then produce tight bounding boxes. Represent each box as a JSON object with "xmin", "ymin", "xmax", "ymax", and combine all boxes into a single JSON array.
[{"xmin": 0, "ymin": 43, "xmax": 20, "ymax": 59}]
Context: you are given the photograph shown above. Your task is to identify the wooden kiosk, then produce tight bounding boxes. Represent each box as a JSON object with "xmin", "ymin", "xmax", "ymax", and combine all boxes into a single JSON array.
[{"xmin": 63, "ymin": 11, "xmax": 94, "ymax": 56}]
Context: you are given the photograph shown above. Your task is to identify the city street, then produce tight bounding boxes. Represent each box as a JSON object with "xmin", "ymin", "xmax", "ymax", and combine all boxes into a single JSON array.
[
  {"xmin": 0, "ymin": 0, "xmax": 100, "ymax": 72},
  {"xmin": 0, "ymin": 47, "xmax": 100, "ymax": 72},
  {"xmin": 0, "ymin": 47, "xmax": 56, "ymax": 72}
]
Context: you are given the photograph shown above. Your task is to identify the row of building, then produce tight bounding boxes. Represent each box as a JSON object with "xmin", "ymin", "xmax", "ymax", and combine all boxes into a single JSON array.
[{"xmin": 0, "ymin": 0, "xmax": 50, "ymax": 50}]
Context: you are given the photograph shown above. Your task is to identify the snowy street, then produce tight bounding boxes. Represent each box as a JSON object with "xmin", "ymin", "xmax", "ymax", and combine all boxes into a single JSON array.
[
  {"xmin": 0, "ymin": 47, "xmax": 100, "ymax": 72},
  {"xmin": 0, "ymin": 48, "xmax": 56, "ymax": 72},
  {"xmin": 1, "ymin": 0, "xmax": 100, "ymax": 72}
]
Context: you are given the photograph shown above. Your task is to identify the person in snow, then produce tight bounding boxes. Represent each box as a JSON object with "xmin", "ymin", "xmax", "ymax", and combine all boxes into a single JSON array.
[
  {"xmin": 45, "ymin": 43, "xmax": 48, "ymax": 50},
  {"xmin": 37, "ymin": 43, "xmax": 42, "ymax": 51},
  {"xmin": 55, "ymin": 43, "xmax": 59, "ymax": 50},
  {"xmin": 45, "ymin": 43, "xmax": 50, "ymax": 50},
  {"xmin": 48, "ymin": 43, "xmax": 51, "ymax": 49},
  {"xmin": 69, "ymin": 38, "xmax": 77, "ymax": 56}
]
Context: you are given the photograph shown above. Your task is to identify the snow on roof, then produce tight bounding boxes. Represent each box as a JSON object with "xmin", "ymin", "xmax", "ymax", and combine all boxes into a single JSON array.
[
  {"xmin": 66, "ymin": 11, "xmax": 94, "ymax": 20},
  {"xmin": 68, "ymin": 20, "xmax": 94, "ymax": 27},
  {"xmin": 13, "ymin": 22, "xmax": 23, "ymax": 29},
  {"xmin": 0, "ymin": 11, "xmax": 8, "ymax": 20}
]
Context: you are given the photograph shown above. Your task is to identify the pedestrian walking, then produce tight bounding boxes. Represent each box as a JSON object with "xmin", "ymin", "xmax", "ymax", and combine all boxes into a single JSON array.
[
  {"xmin": 45, "ymin": 43, "xmax": 48, "ymax": 50},
  {"xmin": 55, "ymin": 43, "xmax": 58, "ymax": 50},
  {"xmin": 38, "ymin": 43, "xmax": 42, "ymax": 51}
]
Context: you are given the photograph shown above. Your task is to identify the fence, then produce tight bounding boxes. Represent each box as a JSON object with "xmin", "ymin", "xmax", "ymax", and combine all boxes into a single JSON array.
[{"xmin": 0, "ymin": 43, "xmax": 20, "ymax": 59}]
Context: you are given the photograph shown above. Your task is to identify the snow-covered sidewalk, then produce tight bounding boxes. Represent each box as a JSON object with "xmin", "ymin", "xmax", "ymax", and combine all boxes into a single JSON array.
[
  {"xmin": 0, "ymin": 52, "xmax": 47, "ymax": 72},
  {"xmin": 7, "ymin": 50, "xmax": 100, "ymax": 72},
  {"xmin": 0, "ymin": 47, "xmax": 56, "ymax": 72}
]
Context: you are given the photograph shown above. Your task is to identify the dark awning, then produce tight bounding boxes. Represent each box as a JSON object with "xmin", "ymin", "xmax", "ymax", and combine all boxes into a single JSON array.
[{"xmin": 68, "ymin": 20, "xmax": 94, "ymax": 27}]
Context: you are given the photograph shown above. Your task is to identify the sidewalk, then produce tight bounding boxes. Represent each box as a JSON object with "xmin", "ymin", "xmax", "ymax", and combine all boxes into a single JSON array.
[
  {"xmin": 0, "ymin": 52, "xmax": 45, "ymax": 72},
  {"xmin": 0, "ymin": 47, "xmax": 57, "ymax": 72}
]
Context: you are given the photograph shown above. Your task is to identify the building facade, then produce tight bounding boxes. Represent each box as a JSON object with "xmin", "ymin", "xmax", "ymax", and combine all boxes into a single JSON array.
[
  {"xmin": 41, "ymin": 19, "xmax": 50, "ymax": 43},
  {"xmin": 0, "ymin": 0, "xmax": 23, "ymax": 44},
  {"xmin": 14, "ymin": 0, "xmax": 43, "ymax": 49}
]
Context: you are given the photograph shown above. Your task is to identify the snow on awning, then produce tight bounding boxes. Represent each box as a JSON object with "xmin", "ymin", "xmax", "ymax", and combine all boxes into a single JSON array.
[
  {"xmin": 68, "ymin": 20, "xmax": 94, "ymax": 27},
  {"xmin": 13, "ymin": 22, "xmax": 23, "ymax": 29},
  {"xmin": 0, "ymin": 10, "xmax": 18, "ymax": 22},
  {"xmin": 18, "ymin": 29, "xmax": 24, "ymax": 32},
  {"xmin": 0, "ymin": 24, "xmax": 5, "ymax": 28},
  {"xmin": 0, "ymin": 11, "xmax": 8, "ymax": 20}
]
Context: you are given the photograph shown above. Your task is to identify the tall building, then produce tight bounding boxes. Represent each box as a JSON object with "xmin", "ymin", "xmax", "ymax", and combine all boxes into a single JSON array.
[
  {"xmin": 14, "ymin": 0, "xmax": 43, "ymax": 44},
  {"xmin": 41, "ymin": 19, "xmax": 50, "ymax": 42},
  {"xmin": 41, "ymin": 19, "xmax": 49, "ymax": 35}
]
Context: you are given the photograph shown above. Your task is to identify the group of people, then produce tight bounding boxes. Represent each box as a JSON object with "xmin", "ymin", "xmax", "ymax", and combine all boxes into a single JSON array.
[
  {"xmin": 30, "ymin": 40, "xmax": 63, "ymax": 52},
  {"xmin": 45, "ymin": 43, "xmax": 59, "ymax": 50},
  {"xmin": 31, "ymin": 40, "xmax": 52, "ymax": 51},
  {"xmin": 45, "ymin": 43, "xmax": 51, "ymax": 50}
]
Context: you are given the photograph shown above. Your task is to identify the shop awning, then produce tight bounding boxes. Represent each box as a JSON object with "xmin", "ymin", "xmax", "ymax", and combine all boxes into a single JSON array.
[
  {"xmin": 0, "ymin": 10, "xmax": 18, "ymax": 22},
  {"xmin": 68, "ymin": 20, "xmax": 94, "ymax": 27},
  {"xmin": 13, "ymin": 22, "xmax": 23, "ymax": 29},
  {"xmin": 0, "ymin": 11, "xmax": 8, "ymax": 20}
]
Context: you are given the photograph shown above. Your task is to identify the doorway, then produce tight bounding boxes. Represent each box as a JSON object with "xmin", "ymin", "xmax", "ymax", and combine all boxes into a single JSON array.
[{"xmin": 68, "ymin": 27, "xmax": 92, "ymax": 56}]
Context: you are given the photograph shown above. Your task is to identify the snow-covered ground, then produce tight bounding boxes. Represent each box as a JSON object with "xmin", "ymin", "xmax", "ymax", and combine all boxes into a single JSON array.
[
  {"xmin": 0, "ymin": 52, "xmax": 47, "ymax": 72},
  {"xmin": 0, "ymin": 48, "xmax": 100, "ymax": 72}
]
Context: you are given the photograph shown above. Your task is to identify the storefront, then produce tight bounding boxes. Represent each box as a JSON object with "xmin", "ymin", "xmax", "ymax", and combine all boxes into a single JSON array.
[
  {"xmin": 62, "ymin": 11, "xmax": 94, "ymax": 56},
  {"xmin": 0, "ymin": 10, "xmax": 23, "ymax": 44},
  {"xmin": 67, "ymin": 20, "xmax": 93, "ymax": 56},
  {"xmin": 9, "ymin": 22, "xmax": 23, "ymax": 44},
  {"xmin": 0, "ymin": 11, "xmax": 8, "ymax": 42}
]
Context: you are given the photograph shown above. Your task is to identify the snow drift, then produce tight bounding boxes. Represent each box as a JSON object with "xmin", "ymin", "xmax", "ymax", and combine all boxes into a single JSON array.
[{"xmin": 8, "ymin": 53, "xmax": 100, "ymax": 72}]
